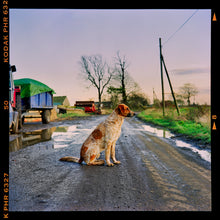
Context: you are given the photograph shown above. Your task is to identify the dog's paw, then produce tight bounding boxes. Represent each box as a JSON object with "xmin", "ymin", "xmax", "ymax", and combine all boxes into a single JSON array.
[
  {"xmin": 113, "ymin": 161, "xmax": 121, "ymax": 164},
  {"xmin": 107, "ymin": 162, "xmax": 114, "ymax": 167}
]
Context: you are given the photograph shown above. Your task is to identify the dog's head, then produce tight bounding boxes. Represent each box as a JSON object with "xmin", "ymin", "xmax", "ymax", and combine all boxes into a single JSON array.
[{"xmin": 115, "ymin": 104, "xmax": 135, "ymax": 117}]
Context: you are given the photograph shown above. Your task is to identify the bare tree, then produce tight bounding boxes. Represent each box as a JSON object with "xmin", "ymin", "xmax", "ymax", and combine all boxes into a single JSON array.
[
  {"xmin": 108, "ymin": 51, "xmax": 142, "ymax": 106},
  {"xmin": 113, "ymin": 51, "xmax": 129, "ymax": 103},
  {"xmin": 179, "ymin": 83, "xmax": 198, "ymax": 106},
  {"xmin": 80, "ymin": 55, "xmax": 113, "ymax": 111}
]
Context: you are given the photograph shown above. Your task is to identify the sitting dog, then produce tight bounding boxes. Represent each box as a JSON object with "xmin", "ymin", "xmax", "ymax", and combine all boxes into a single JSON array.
[{"xmin": 59, "ymin": 104, "xmax": 135, "ymax": 166}]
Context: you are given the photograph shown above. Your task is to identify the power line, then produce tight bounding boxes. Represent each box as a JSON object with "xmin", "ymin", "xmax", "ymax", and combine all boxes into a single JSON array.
[{"xmin": 162, "ymin": 9, "xmax": 199, "ymax": 46}]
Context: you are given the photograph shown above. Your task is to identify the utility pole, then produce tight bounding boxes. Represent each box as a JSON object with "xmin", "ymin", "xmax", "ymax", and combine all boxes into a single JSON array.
[
  {"xmin": 153, "ymin": 88, "xmax": 158, "ymax": 102},
  {"xmin": 159, "ymin": 38, "xmax": 165, "ymax": 116}
]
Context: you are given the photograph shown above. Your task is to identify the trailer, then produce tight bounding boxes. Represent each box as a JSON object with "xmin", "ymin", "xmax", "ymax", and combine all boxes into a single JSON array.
[{"xmin": 14, "ymin": 78, "xmax": 55, "ymax": 124}]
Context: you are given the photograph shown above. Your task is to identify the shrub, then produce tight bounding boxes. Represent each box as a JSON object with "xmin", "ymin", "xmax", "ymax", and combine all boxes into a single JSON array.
[
  {"xmin": 127, "ymin": 92, "xmax": 150, "ymax": 110},
  {"xmin": 186, "ymin": 105, "xmax": 209, "ymax": 121}
]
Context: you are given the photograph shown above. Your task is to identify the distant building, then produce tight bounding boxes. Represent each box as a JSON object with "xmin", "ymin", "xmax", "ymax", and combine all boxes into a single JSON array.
[{"xmin": 53, "ymin": 96, "xmax": 70, "ymax": 106}]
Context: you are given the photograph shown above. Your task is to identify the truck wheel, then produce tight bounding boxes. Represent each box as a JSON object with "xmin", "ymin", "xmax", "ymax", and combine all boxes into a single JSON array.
[{"xmin": 42, "ymin": 110, "xmax": 51, "ymax": 124}]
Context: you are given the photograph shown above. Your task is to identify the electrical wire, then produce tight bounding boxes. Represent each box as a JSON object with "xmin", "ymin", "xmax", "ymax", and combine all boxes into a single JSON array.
[{"xmin": 162, "ymin": 9, "xmax": 199, "ymax": 46}]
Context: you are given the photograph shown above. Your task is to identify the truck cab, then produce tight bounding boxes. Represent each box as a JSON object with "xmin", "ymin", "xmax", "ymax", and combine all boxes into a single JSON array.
[{"xmin": 9, "ymin": 65, "xmax": 22, "ymax": 133}]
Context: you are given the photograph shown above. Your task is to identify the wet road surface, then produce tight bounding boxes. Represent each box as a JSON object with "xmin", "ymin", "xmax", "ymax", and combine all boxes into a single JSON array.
[{"xmin": 9, "ymin": 115, "xmax": 211, "ymax": 211}]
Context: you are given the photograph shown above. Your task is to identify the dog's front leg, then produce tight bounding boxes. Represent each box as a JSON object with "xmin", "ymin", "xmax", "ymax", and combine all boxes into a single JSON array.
[
  {"xmin": 105, "ymin": 143, "xmax": 114, "ymax": 166},
  {"xmin": 111, "ymin": 142, "xmax": 121, "ymax": 164}
]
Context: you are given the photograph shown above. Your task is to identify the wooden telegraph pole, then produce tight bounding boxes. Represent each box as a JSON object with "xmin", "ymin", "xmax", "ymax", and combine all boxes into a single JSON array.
[{"xmin": 159, "ymin": 38, "xmax": 165, "ymax": 116}]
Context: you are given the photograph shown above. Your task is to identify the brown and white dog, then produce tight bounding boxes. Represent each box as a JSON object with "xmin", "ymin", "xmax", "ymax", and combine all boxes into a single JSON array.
[{"xmin": 59, "ymin": 104, "xmax": 135, "ymax": 166}]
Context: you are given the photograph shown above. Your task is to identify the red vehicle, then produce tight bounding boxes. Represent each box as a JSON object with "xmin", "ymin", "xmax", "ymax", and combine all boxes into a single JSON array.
[
  {"xmin": 84, "ymin": 104, "xmax": 96, "ymax": 112},
  {"xmin": 75, "ymin": 101, "xmax": 97, "ymax": 113},
  {"xmin": 11, "ymin": 86, "xmax": 21, "ymax": 109},
  {"xmin": 9, "ymin": 65, "xmax": 22, "ymax": 133}
]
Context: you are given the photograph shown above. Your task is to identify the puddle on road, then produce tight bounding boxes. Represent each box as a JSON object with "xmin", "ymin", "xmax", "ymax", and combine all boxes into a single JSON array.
[
  {"xmin": 142, "ymin": 125, "xmax": 174, "ymax": 138},
  {"xmin": 10, "ymin": 122, "xmax": 211, "ymax": 163},
  {"xmin": 52, "ymin": 125, "xmax": 94, "ymax": 149},
  {"xmin": 175, "ymin": 140, "xmax": 211, "ymax": 162},
  {"xmin": 9, "ymin": 128, "xmax": 56, "ymax": 152},
  {"xmin": 140, "ymin": 124, "xmax": 211, "ymax": 163},
  {"xmin": 9, "ymin": 124, "xmax": 94, "ymax": 152}
]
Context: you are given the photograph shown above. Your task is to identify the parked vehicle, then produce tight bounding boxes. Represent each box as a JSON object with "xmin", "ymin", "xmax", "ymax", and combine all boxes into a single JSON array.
[
  {"xmin": 75, "ymin": 101, "xmax": 97, "ymax": 113},
  {"xmin": 14, "ymin": 78, "xmax": 55, "ymax": 124}
]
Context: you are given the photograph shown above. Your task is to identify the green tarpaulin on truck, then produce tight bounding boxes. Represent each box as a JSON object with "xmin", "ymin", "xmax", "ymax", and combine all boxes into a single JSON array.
[{"xmin": 14, "ymin": 78, "xmax": 55, "ymax": 98}]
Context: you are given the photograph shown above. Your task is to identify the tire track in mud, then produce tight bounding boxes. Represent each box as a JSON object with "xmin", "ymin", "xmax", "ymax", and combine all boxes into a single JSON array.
[
  {"xmin": 118, "ymin": 131, "xmax": 193, "ymax": 210},
  {"xmin": 119, "ymin": 118, "xmax": 211, "ymax": 211}
]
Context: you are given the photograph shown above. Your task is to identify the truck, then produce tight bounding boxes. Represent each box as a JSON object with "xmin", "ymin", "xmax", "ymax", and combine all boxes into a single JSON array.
[{"xmin": 14, "ymin": 78, "xmax": 55, "ymax": 124}]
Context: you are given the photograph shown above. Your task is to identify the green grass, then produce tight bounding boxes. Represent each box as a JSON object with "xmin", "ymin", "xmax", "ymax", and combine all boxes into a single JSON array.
[
  {"xmin": 57, "ymin": 112, "xmax": 91, "ymax": 119},
  {"xmin": 137, "ymin": 107, "xmax": 211, "ymax": 144}
]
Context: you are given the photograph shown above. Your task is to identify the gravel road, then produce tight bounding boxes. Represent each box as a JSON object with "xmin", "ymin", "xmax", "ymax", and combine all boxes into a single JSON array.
[{"xmin": 9, "ymin": 115, "xmax": 211, "ymax": 211}]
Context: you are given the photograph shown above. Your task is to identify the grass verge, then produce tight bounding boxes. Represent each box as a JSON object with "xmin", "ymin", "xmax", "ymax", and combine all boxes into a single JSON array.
[{"xmin": 137, "ymin": 107, "xmax": 211, "ymax": 144}]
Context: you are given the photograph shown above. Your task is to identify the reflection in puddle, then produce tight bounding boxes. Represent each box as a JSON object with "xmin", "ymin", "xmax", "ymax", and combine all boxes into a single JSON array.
[
  {"xmin": 51, "ymin": 125, "xmax": 77, "ymax": 149},
  {"xmin": 9, "ymin": 126, "xmax": 78, "ymax": 152},
  {"xmin": 141, "ymin": 124, "xmax": 211, "ymax": 163},
  {"xmin": 51, "ymin": 125, "xmax": 94, "ymax": 148},
  {"xmin": 142, "ymin": 125, "xmax": 174, "ymax": 138},
  {"xmin": 9, "ymin": 125, "xmax": 94, "ymax": 152},
  {"xmin": 9, "ymin": 128, "xmax": 56, "ymax": 152}
]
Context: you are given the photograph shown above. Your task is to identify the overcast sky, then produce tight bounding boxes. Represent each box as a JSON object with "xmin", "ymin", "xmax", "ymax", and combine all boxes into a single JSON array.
[{"xmin": 10, "ymin": 9, "xmax": 211, "ymax": 105}]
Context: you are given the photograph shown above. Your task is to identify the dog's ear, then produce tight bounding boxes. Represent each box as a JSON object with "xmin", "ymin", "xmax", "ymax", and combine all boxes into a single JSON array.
[
  {"xmin": 115, "ymin": 104, "xmax": 122, "ymax": 115},
  {"xmin": 116, "ymin": 104, "xmax": 125, "ymax": 116},
  {"xmin": 118, "ymin": 104, "xmax": 125, "ymax": 112},
  {"xmin": 118, "ymin": 104, "xmax": 125, "ymax": 111}
]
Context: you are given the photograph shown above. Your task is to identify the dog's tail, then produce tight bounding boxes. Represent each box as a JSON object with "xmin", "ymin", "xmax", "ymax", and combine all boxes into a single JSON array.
[{"xmin": 59, "ymin": 156, "xmax": 83, "ymax": 164}]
